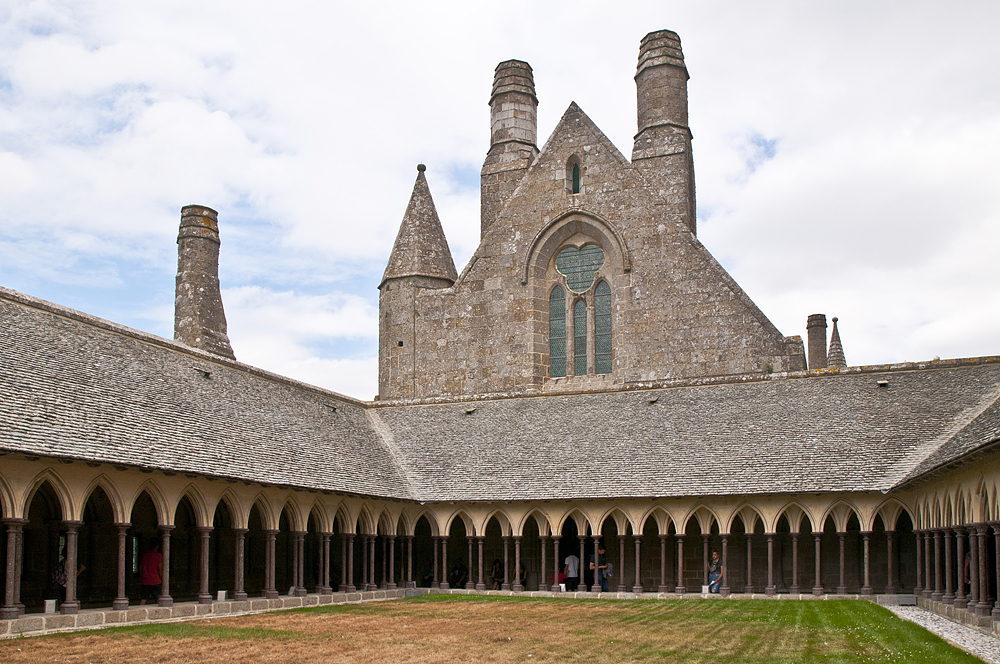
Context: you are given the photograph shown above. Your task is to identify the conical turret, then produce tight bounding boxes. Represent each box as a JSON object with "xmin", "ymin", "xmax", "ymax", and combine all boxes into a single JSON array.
[
  {"xmin": 827, "ymin": 317, "xmax": 846, "ymax": 368},
  {"xmin": 380, "ymin": 164, "xmax": 458, "ymax": 289}
]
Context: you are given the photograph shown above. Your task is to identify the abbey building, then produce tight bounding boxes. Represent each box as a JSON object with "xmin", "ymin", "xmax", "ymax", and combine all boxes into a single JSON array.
[{"xmin": 1, "ymin": 30, "xmax": 999, "ymax": 635}]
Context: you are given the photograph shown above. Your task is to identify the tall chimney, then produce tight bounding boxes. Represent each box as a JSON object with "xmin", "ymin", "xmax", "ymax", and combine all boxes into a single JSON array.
[
  {"xmin": 806, "ymin": 314, "xmax": 827, "ymax": 371},
  {"xmin": 480, "ymin": 59, "xmax": 539, "ymax": 238},
  {"xmin": 174, "ymin": 205, "xmax": 235, "ymax": 360}
]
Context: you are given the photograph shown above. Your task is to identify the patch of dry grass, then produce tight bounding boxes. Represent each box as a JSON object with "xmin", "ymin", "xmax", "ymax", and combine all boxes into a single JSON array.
[{"xmin": 0, "ymin": 596, "xmax": 983, "ymax": 663}]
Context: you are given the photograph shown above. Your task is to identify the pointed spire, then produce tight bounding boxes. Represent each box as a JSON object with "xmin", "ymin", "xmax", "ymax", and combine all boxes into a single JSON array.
[
  {"xmin": 827, "ymin": 317, "xmax": 846, "ymax": 368},
  {"xmin": 380, "ymin": 164, "xmax": 458, "ymax": 289}
]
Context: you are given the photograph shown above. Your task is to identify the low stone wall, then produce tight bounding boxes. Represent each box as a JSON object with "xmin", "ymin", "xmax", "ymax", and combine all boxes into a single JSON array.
[{"xmin": 917, "ymin": 596, "xmax": 1000, "ymax": 638}]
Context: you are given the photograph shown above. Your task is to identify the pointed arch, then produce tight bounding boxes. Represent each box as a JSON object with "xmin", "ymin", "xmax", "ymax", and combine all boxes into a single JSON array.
[
  {"xmin": 412, "ymin": 509, "xmax": 439, "ymax": 537},
  {"xmin": 22, "ymin": 468, "xmax": 73, "ymax": 521},
  {"xmin": 727, "ymin": 503, "xmax": 764, "ymax": 535},
  {"xmin": 307, "ymin": 500, "xmax": 333, "ymax": 533},
  {"xmin": 176, "ymin": 483, "xmax": 211, "ymax": 528},
  {"xmin": 213, "ymin": 490, "xmax": 248, "ymax": 529},
  {"xmin": 776, "ymin": 502, "xmax": 811, "ymax": 533},
  {"xmin": 0, "ymin": 473, "xmax": 13, "ymax": 520},
  {"xmin": 522, "ymin": 209, "xmax": 632, "ymax": 285},
  {"xmin": 247, "ymin": 493, "xmax": 278, "ymax": 531},
  {"xmin": 820, "ymin": 500, "xmax": 862, "ymax": 533},
  {"xmin": 80, "ymin": 474, "xmax": 127, "ymax": 524},
  {"xmin": 518, "ymin": 508, "xmax": 552, "ymax": 537},
  {"xmin": 592, "ymin": 505, "xmax": 631, "ymax": 537},
  {"xmin": 355, "ymin": 504, "xmax": 376, "ymax": 536},
  {"xmin": 444, "ymin": 509, "xmax": 476, "ymax": 537},
  {"xmin": 376, "ymin": 507, "xmax": 397, "ymax": 536},
  {"xmin": 637, "ymin": 505, "xmax": 672, "ymax": 536},
  {"xmin": 874, "ymin": 498, "xmax": 912, "ymax": 532},
  {"xmin": 478, "ymin": 508, "xmax": 513, "ymax": 537}
]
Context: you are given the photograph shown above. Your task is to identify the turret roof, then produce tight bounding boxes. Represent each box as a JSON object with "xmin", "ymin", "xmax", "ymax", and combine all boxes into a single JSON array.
[{"xmin": 828, "ymin": 317, "xmax": 846, "ymax": 368}]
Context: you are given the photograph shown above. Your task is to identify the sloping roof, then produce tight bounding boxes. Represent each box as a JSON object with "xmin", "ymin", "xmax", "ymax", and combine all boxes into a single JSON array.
[
  {"xmin": 0, "ymin": 288, "xmax": 413, "ymax": 500},
  {"xmin": 380, "ymin": 166, "xmax": 458, "ymax": 288},
  {"xmin": 3, "ymin": 286, "xmax": 1000, "ymax": 503}
]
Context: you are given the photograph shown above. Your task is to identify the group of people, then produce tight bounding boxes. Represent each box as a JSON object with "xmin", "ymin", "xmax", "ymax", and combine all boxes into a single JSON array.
[
  {"xmin": 51, "ymin": 538, "xmax": 163, "ymax": 609},
  {"xmin": 559, "ymin": 544, "xmax": 726, "ymax": 594}
]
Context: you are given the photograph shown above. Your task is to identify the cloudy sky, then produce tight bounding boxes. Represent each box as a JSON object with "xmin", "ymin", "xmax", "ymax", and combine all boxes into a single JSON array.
[{"xmin": 2, "ymin": 1, "xmax": 998, "ymax": 400}]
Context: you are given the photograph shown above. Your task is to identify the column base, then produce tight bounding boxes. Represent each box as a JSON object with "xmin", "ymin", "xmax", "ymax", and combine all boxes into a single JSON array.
[
  {"xmin": 344, "ymin": 585, "xmax": 356, "ymax": 593},
  {"xmin": 836, "ymin": 586, "xmax": 847, "ymax": 595},
  {"xmin": 465, "ymin": 583, "xmax": 476, "ymax": 590},
  {"xmin": 387, "ymin": 583, "xmax": 397, "ymax": 591},
  {"xmin": 976, "ymin": 602, "xmax": 992, "ymax": 616},
  {"xmin": 0, "ymin": 607, "xmax": 20, "ymax": 620},
  {"xmin": 676, "ymin": 586, "xmax": 686, "ymax": 594},
  {"xmin": 439, "ymin": 582, "xmax": 449, "ymax": 590},
  {"xmin": 955, "ymin": 598, "xmax": 968, "ymax": 609},
  {"xmin": 265, "ymin": 590, "xmax": 279, "ymax": 599},
  {"xmin": 765, "ymin": 586, "xmax": 776, "ymax": 596},
  {"xmin": 931, "ymin": 592, "xmax": 943, "ymax": 602},
  {"xmin": 513, "ymin": 584, "xmax": 524, "ymax": 592},
  {"xmin": 589, "ymin": 585, "xmax": 600, "ymax": 593},
  {"xmin": 812, "ymin": 586, "xmax": 824, "ymax": 596},
  {"xmin": 922, "ymin": 589, "xmax": 933, "ymax": 598},
  {"xmin": 295, "ymin": 588, "xmax": 307, "ymax": 597},
  {"xmin": 60, "ymin": 602, "xmax": 79, "ymax": 615},
  {"xmin": 234, "ymin": 591, "xmax": 248, "ymax": 601},
  {"xmin": 366, "ymin": 584, "xmax": 377, "ymax": 592},
  {"xmin": 112, "ymin": 598, "xmax": 129, "ymax": 610},
  {"xmin": 943, "ymin": 593, "xmax": 955, "ymax": 604},
  {"xmin": 862, "ymin": 587, "xmax": 874, "ymax": 596},
  {"xmin": 633, "ymin": 585, "xmax": 643, "ymax": 594},
  {"xmin": 198, "ymin": 594, "xmax": 212, "ymax": 604},
  {"xmin": 744, "ymin": 586, "xmax": 753, "ymax": 594},
  {"xmin": 157, "ymin": 596, "xmax": 173, "ymax": 607},
  {"xmin": 657, "ymin": 585, "xmax": 669, "ymax": 593},
  {"xmin": 475, "ymin": 583, "xmax": 486, "ymax": 591},
  {"xmin": 404, "ymin": 581, "xmax": 416, "ymax": 589},
  {"xmin": 885, "ymin": 585, "xmax": 897, "ymax": 595},
  {"xmin": 539, "ymin": 584, "xmax": 548, "ymax": 591},
  {"xmin": 617, "ymin": 584, "xmax": 626, "ymax": 593},
  {"xmin": 501, "ymin": 583, "xmax": 510, "ymax": 591},
  {"xmin": 790, "ymin": 585, "xmax": 800, "ymax": 594}
]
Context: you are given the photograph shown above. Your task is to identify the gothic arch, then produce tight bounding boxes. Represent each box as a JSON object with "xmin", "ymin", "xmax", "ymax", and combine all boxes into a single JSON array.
[
  {"xmin": 80, "ymin": 474, "xmax": 127, "ymax": 524},
  {"xmin": 637, "ymin": 505, "xmax": 672, "ymax": 535},
  {"xmin": 280, "ymin": 495, "xmax": 307, "ymax": 532},
  {"xmin": 22, "ymin": 468, "xmax": 73, "ymax": 521},
  {"xmin": 522, "ymin": 209, "xmax": 631, "ymax": 285},
  {"xmin": 176, "ymin": 483, "xmax": 211, "ymax": 528},
  {"xmin": 821, "ymin": 500, "xmax": 862, "ymax": 533},
  {"xmin": 126, "ymin": 480, "xmax": 170, "ymax": 526},
  {"xmin": 355, "ymin": 505, "xmax": 376, "ymax": 536},
  {"xmin": 552, "ymin": 509, "xmax": 589, "ymax": 535},
  {"xmin": 214, "ymin": 490, "xmax": 247, "ymax": 529},
  {"xmin": 874, "ymin": 499, "xmax": 912, "ymax": 531},
  {"xmin": 776, "ymin": 502, "xmax": 811, "ymax": 533},
  {"xmin": 727, "ymin": 503, "xmax": 764, "ymax": 534},
  {"xmin": 0, "ymin": 473, "xmax": 13, "ymax": 519},
  {"xmin": 248, "ymin": 493, "xmax": 278, "ymax": 531},
  {"xmin": 680, "ymin": 505, "xmax": 720, "ymax": 535},
  {"xmin": 479, "ymin": 508, "xmax": 513, "ymax": 537},
  {"xmin": 594, "ymin": 505, "xmax": 632, "ymax": 536},
  {"xmin": 444, "ymin": 509, "xmax": 476, "ymax": 537}
]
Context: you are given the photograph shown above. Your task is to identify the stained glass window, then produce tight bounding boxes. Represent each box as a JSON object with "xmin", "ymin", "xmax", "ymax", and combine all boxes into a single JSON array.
[
  {"xmin": 572, "ymin": 163, "xmax": 581, "ymax": 193},
  {"xmin": 556, "ymin": 245, "xmax": 605, "ymax": 293},
  {"xmin": 549, "ymin": 286, "xmax": 566, "ymax": 378},
  {"xmin": 574, "ymin": 299, "xmax": 587, "ymax": 376},
  {"xmin": 595, "ymin": 281, "xmax": 612, "ymax": 374}
]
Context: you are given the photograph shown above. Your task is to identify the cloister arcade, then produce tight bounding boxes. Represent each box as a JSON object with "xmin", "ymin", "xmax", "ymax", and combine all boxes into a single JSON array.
[{"xmin": 2, "ymin": 457, "xmax": 999, "ymax": 620}]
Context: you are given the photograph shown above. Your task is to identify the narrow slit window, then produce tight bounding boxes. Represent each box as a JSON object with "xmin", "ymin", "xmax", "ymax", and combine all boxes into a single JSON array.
[
  {"xmin": 574, "ymin": 299, "xmax": 587, "ymax": 376},
  {"xmin": 549, "ymin": 286, "xmax": 566, "ymax": 378},
  {"xmin": 595, "ymin": 281, "xmax": 612, "ymax": 374},
  {"xmin": 572, "ymin": 163, "xmax": 581, "ymax": 194}
]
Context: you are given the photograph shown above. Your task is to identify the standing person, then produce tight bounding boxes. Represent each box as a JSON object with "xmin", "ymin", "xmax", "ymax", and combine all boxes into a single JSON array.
[
  {"xmin": 590, "ymin": 544, "xmax": 608, "ymax": 592},
  {"xmin": 52, "ymin": 545, "xmax": 85, "ymax": 608},
  {"xmin": 564, "ymin": 552, "xmax": 580, "ymax": 591},
  {"xmin": 139, "ymin": 539, "xmax": 163, "ymax": 605},
  {"xmin": 708, "ymin": 550, "xmax": 724, "ymax": 593}
]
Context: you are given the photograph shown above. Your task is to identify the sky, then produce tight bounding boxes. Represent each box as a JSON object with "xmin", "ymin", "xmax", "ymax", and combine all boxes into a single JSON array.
[{"xmin": 1, "ymin": 1, "xmax": 998, "ymax": 400}]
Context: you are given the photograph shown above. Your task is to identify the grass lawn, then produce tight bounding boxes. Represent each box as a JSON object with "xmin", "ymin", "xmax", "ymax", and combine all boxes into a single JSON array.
[{"xmin": 0, "ymin": 596, "xmax": 983, "ymax": 663}]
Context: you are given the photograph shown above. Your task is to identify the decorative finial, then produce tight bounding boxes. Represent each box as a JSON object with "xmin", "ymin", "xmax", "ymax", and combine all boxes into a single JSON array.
[
  {"xmin": 832, "ymin": 317, "xmax": 838, "ymax": 323},
  {"xmin": 417, "ymin": 164, "xmax": 426, "ymax": 172}
]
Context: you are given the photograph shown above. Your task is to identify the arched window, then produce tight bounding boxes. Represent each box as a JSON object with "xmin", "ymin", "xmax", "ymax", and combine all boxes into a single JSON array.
[
  {"xmin": 574, "ymin": 299, "xmax": 587, "ymax": 376},
  {"xmin": 549, "ymin": 286, "xmax": 566, "ymax": 378},
  {"xmin": 572, "ymin": 164, "xmax": 581, "ymax": 194},
  {"xmin": 595, "ymin": 281, "xmax": 612, "ymax": 374}
]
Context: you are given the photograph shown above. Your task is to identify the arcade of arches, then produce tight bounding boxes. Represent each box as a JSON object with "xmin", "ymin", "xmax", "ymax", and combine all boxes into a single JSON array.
[{"xmin": 3, "ymin": 455, "xmax": 1000, "ymax": 619}]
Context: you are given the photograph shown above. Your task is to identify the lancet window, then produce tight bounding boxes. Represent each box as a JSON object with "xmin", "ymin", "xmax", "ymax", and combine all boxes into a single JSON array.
[{"xmin": 548, "ymin": 243, "xmax": 612, "ymax": 378}]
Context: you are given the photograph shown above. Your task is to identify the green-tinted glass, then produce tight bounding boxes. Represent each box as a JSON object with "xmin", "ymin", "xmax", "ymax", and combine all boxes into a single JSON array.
[
  {"xmin": 574, "ymin": 299, "xmax": 587, "ymax": 376},
  {"xmin": 595, "ymin": 281, "xmax": 612, "ymax": 374},
  {"xmin": 549, "ymin": 286, "xmax": 566, "ymax": 378},
  {"xmin": 572, "ymin": 163, "xmax": 581, "ymax": 193},
  {"xmin": 556, "ymin": 245, "xmax": 605, "ymax": 293}
]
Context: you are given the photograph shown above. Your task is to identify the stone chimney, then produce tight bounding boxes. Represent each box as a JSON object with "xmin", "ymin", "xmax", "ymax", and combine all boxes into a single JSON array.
[
  {"xmin": 174, "ymin": 205, "xmax": 235, "ymax": 360},
  {"xmin": 806, "ymin": 314, "xmax": 827, "ymax": 371},
  {"xmin": 827, "ymin": 317, "xmax": 846, "ymax": 368},
  {"xmin": 480, "ymin": 59, "xmax": 539, "ymax": 239}
]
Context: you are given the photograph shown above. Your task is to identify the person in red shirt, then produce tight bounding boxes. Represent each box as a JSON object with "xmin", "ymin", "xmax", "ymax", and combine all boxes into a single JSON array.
[{"xmin": 139, "ymin": 539, "xmax": 163, "ymax": 605}]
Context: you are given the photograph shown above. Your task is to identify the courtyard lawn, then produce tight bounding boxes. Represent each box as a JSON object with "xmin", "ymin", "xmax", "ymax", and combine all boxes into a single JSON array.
[{"xmin": 0, "ymin": 596, "xmax": 983, "ymax": 663}]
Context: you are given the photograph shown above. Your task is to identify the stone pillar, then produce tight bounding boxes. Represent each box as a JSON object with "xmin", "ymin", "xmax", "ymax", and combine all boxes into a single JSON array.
[
  {"xmin": 513, "ymin": 536, "xmax": 523, "ymax": 592},
  {"xmin": 502, "ymin": 536, "xmax": 510, "ymax": 591},
  {"xmin": 431, "ymin": 536, "xmax": 440, "ymax": 589},
  {"xmin": 476, "ymin": 536, "xmax": 485, "ymax": 591},
  {"xmin": 659, "ymin": 533, "xmax": 668, "ymax": 593},
  {"xmin": 812, "ymin": 533, "xmax": 823, "ymax": 596},
  {"xmin": 578, "ymin": 535, "xmax": 586, "ymax": 593},
  {"xmin": 60, "ymin": 520, "xmax": 83, "ymax": 614},
  {"xmin": 991, "ymin": 523, "xmax": 1000, "ymax": 619},
  {"xmin": 339, "ymin": 533, "xmax": 348, "ymax": 592},
  {"xmin": 157, "ymin": 524, "xmax": 174, "ymax": 608},
  {"xmin": 923, "ymin": 531, "xmax": 933, "ymax": 599},
  {"xmin": 954, "ymin": 528, "xmax": 966, "ymax": 609},
  {"xmin": 744, "ymin": 532, "xmax": 753, "ymax": 595},
  {"xmin": 944, "ymin": 528, "xmax": 955, "ymax": 604},
  {"xmin": 380, "ymin": 536, "xmax": 387, "ymax": 590},
  {"xmin": 439, "ymin": 536, "xmax": 449, "ymax": 590},
  {"xmin": 13, "ymin": 522, "xmax": 24, "ymax": 614},
  {"xmin": 676, "ymin": 533, "xmax": 686, "ymax": 594},
  {"xmin": 345, "ymin": 534, "xmax": 355, "ymax": 592},
  {"xmin": 320, "ymin": 533, "xmax": 332, "ymax": 593},
  {"xmin": 765, "ymin": 534, "xmax": 775, "ymax": 596},
  {"xmin": 969, "ymin": 528, "xmax": 979, "ymax": 608},
  {"xmin": 721, "ymin": 535, "xmax": 730, "ymax": 596},
  {"xmin": 234, "ymin": 528, "xmax": 247, "ymax": 600},
  {"xmin": 2, "ymin": 519, "xmax": 26, "ymax": 619},
  {"xmin": 264, "ymin": 529, "xmax": 278, "ymax": 599},
  {"xmin": 617, "ymin": 535, "xmax": 626, "ymax": 592},
  {"xmin": 113, "ymin": 522, "xmax": 130, "ymax": 610},
  {"xmin": 551, "ymin": 535, "xmax": 560, "ymax": 592},
  {"xmin": 836, "ymin": 532, "xmax": 847, "ymax": 595},
  {"xmin": 977, "ymin": 524, "xmax": 991, "ymax": 616},
  {"xmin": 702, "ymin": 534, "xmax": 710, "ymax": 588},
  {"xmin": 467, "ymin": 536, "xmax": 476, "ymax": 590},
  {"xmin": 299, "ymin": 532, "xmax": 308, "ymax": 595},
  {"xmin": 885, "ymin": 531, "xmax": 896, "ymax": 595},
  {"xmin": 932, "ymin": 529, "xmax": 943, "ymax": 602},
  {"xmin": 633, "ymin": 535, "xmax": 643, "ymax": 594},
  {"xmin": 387, "ymin": 535, "xmax": 396, "ymax": 590},
  {"xmin": 406, "ymin": 535, "xmax": 415, "ymax": 588},
  {"xmin": 861, "ymin": 532, "xmax": 872, "ymax": 596},
  {"xmin": 368, "ymin": 536, "xmax": 377, "ymax": 591},
  {"xmin": 590, "ymin": 534, "xmax": 601, "ymax": 593},
  {"xmin": 539, "ymin": 535, "xmax": 548, "ymax": 592},
  {"xmin": 790, "ymin": 532, "xmax": 800, "ymax": 595},
  {"xmin": 197, "ymin": 526, "xmax": 213, "ymax": 604},
  {"xmin": 914, "ymin": 529, "xmax": 923, "ymax": 596}
]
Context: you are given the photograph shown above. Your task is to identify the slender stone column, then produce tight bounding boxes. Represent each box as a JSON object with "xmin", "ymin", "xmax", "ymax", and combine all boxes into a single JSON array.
[
  {"xmin": 467, "ymin": 536, "xmax": 477, "ymax": 590},
  {"xmin": 932, "ymin": 529, "xmax": 943, "ymax": 602},
  {"xmin": 369, "ymin": 536, "xmax": 377, "ymax": 591},
  {"xmin": 300, "ymin": 532, "xmax": 308, "ymax": 595},
  {"xmin": 476, "ymin": 536, "xmax": 485, "ymax": 591},
  {"xmin": 914, "ymin": 530, "xmax": 924, "ymax": 596},
  {"xmin": 765, "ymin": 534, "xmax": 775, "ymax": 596},
  {"xmin": 885, "ymin": 530, "xmax": 896, "ymax": 595},
  {"xmin": 502, "ymin": 535, "xmax": 510, "ymax": 590},
  {"xmin": 380, "ymin": 536, "xmax": 387, "ymax": 589},
  {"xmin": 513, "ymin": 536, "xmax": 524, "ymax": 592},
  {"xmin": 157, "ymin": 524, "xmax": 174, "ymax": 607},
  {"xmin": 944, "ymin": 528, "xmax": 955, "ymax": 604},
  {"xmin": 344, "ymin": 534, "xmax": 355, "ymax": 592},
  {"xmin": 923, "ymin": 531, "xmax": 933, "ymax": 598},
  {"xmin": 539, "ymin": 535, "xmax": 548, "ymax": 591},
  {"xmin": 659, "ymin": 533, "xmax": 668, "ymax": 593},
  {"xmin": 578, "ymin": 535, "xmax": 586, "ymax": 593},
  {"xmin": 2, "ymin": 519, "xmax": 26, "ymax": 619},
  {"xmin": 320, "ymin": 533, "xmax": 332, "ymax": 593},
  {"xmin": 969, "ymin": 528, "xmax": 979, "ymax": 608},
  {"xmin": 977, "ymin": 524, "xmax": 991, "ymax": 616},
  {"xmin": 551, "ymin": 535, "xmax": 561, "ymax": 592},
  {"xmin": 702, "ymin": 534, "xmax": 710, "ymax": 588},
  {"xmin": 954, "ymin": 528, "xmax": 967, "ymax": 608},
  {"xmin": 790, "ymin": 532, "xmax": 800, "ymax": 594},
  {"xmin": 676, "ymin": 533, "xmax": 686, "ymax": 594},
  {"xmin": 61, "ymin": 520, "xmax": 83, "ymax": 614},
  {"xmin": 387, "ymin": 535, "xmax": 396, "ymax": 590},
  {"xmin": 406, "ymin": 535, "xmax": 415, "ymax": 588},
  {"xmin": 720, "ymin": 535, "xmax": 730, "ymax": 596},
  {"xmin": 13, "ymin": 523, "xmax": 24, "ymax": 614},
  {"xmin": 439, "ymin": 536, "xmax": 450, "ymax": 590},
  {"xmin": 197, "ymin": 526, "xmax": 213, "ymax": 603},
  {"xmin": 812, "ymin": 533, "xmax": 823, "ymax": 595},
  {"xmin": 744, "ymin": 532, "xmax": 753, "ymax": 594},
  {"xmin": 836, "ymin": 532, "xmax": 847, "ymax": 595},
  {"xmin": 339, "ymin": 533, "xmax": 347, "ymax": 591},
  {"xmin": 431, "ymin": 536, "xmax": 440, "ymax": 589},
  {"xmin": 234, "ymin": 528, "xmax": 247, "ymax": 600},
  {"xmin": 861, "ymin": 532, "xmax": 872, "ymax": 595},
  {"xmin": 264, "ymin": 529, "xmax": 278, "ymax": 599},
  {"xmin": 617, "ymin": 535, "xmax": 626, "ymax": 592},
  {"xmin": 113, "ymin": 522, "xmax": 130, "ymax": 610},
  {"xmin": 590, "ymin": 534, "xmax": 601, "ymax": 593},
  {"xmin": 633, "ymin": 535, "xmax": 643, "ymax": 594},
  {"xmin": 991, "ymin": 522, "xmax": 1000, "ymax": 619}
]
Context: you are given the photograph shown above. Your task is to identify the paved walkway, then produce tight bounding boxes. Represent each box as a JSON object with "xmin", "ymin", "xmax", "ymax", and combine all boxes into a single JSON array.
[{"xmin": 888, "ymin": 605, "xmax": 1000, "ymax": 663}]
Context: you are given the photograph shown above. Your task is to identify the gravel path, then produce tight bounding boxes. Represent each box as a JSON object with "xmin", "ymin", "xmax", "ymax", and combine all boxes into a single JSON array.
[{"xmin": 887, "ymin": 606, "xmax": 1000, "ymax": 663}]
